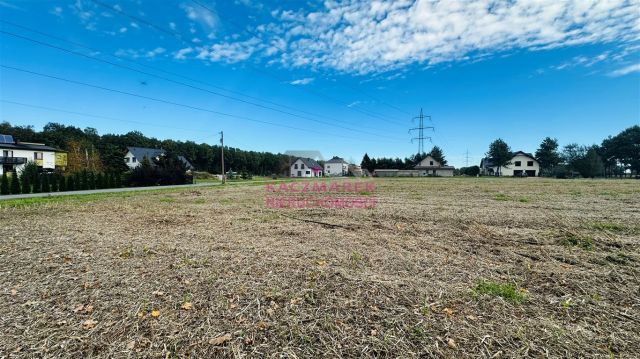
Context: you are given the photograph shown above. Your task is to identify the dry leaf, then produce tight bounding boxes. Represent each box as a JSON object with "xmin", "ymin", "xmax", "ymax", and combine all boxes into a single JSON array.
[
  {"xmin": 447, "ymin": 338, "xmax": 457, "ymax": 349},
  {"xmin": 256, "ymin": 321, "xmax": 269, "ymax": 330},
  {"xmin": 136, "ymin": 311, "xmax": 145, "ymax": 319},
  {"xmin": 229, "ymin": 303, "xmax": 237, "ymax": 309},
  {"xmin": 290, "ymin": 297, "xmax": 302, "ymax": 305},
  {"xmin": 10, "ymin": 288, "xmax": 17, "ymax": 296},
  {"xmin": 466, "ymin": 315, "xmax": 478, "ymax": 321},
  {"xmin": 126, "ymin": 341, "xmax": 135, "ymax": 350},
  {"xmin": 266, "ymin": 308, "xmax": 275, "ymax": 316},
  {"xmin": 443, "ymin": 307, "xmax": 454, "ymax": 316},
  {"xmin": 151, "ymin": 309, "xmax": 160, "ymax": 318},
  {"xmin": 73, "ymin": 305, "xmax": 84, "ymax": 313},
  {"xmin": 181, "ymin": 302, "xmax": 193, "ymax": 310},
  {"xmin": 316, "ymin": 260, "xmax": 327, "ymax": 266},
  {"xmin": 209, "ymin": 334, "xmax": 232, "ymax": 346},
  {"xmin": 370, "ymin": 329, "xmax": 378, "ymax": 336},
  {"xmin": 85, "ymin": 305, "xmax": 94, "ymax": 313},
  {"xmin": 82, "ymin": 319, "xmax": 97, "ymax": 329},
  {"xmin": 152, "ymin": 290, "xmax": 165, "ymax": 296}
]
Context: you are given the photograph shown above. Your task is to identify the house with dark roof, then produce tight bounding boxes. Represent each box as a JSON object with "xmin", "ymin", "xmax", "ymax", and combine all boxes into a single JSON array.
[
  {"xmin": 124, "ymin": 146, "xmax": 194, "ymax": 171},
  {"xmin": 480, "ymin": 151, "xmax": 539, "ymax": 176},
  {"xmin": 324, "ymin": 156, "xmax": 349, "ymax": 176},
  {"xmin": 290, "ymin": 157, "xmax": 323, "ymax": 177},
  {"xmin": 0, "ymin": 134, "xmax": 67, "ymax": 175}
]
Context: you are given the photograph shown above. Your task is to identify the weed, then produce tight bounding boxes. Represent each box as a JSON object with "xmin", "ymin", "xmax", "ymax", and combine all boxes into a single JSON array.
[
  {"xmin": 518, "ymin": 197, "xmax": 530, "ymax": 203},
  {"xmin": 160, "ymin": 197, "xmax": 175, "ymax": 203},
  {"xmin": 494, "ymin": 193, "xmax": 510, "ymax": 201},
  {"xmin": 474, "ymin": 280, "xmax": 526, "ymax": 304},
  {"xmin": 561, "ymin": 234, "xmax": 594, "ymax": 250},
  {"xmin": 591, "ymin": 222, "xmax": 625, "ymax": 232}
]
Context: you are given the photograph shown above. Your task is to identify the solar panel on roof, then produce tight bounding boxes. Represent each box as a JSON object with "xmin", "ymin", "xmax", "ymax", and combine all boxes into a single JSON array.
[{"xmin": 0, "ymin": 135, "xmax": 15, "ymax": 144}]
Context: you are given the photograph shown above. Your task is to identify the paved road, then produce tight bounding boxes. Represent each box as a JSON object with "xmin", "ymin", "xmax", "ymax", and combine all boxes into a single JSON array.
[{"xmin": 0, "ymin": 178, "xmax": 331, "ymax": 201}]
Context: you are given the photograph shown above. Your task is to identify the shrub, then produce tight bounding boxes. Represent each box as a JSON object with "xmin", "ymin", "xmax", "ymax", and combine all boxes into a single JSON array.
[
  {"xmin": 50, "ymin": 173, "xmax": 59, "ymax": 192},
  {"xmin": 10, "ymin": 172, "xmax": 21, "ymax": 194},
  {"xmin": 32, "ymin": 171, "xmax": 42, "ymax": 193},
  {"xmin": 67, "ymin": 175, "xmax": 76, "ymax": 191},
  {"xmin": 96, "ymin": 173, "xmax": 104, "ymax": 189},
  {"xmin": 41, "ymin": 173, "xmax": 51, "ymax": 193},
  {"xmin": 58, "ymin": 174, "xmax": 67, "ymax": 192},
  {"xmin": 88, "ymin": 171, "xmax": 96, "ymax": 190},
  {"xmin": 81, "ymin": 170, "xmax": 89, "ymax": 190},
  {"xmin": 0, "ymin": 172, "xmax": 9, "ymax": 195}
]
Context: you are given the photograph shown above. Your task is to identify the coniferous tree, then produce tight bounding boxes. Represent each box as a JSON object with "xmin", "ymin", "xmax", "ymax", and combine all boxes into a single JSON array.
[
  {"xmin": 0, "ymin": 172, "xmax": 9, "ymax": 195},
  {"xmin": 58, "ymin": 174, "xmax": 67, "ymax": 192},
  {"xmin": 50, "ymin": 173, "xmax": 59, "ymax": 192},
  {"xmin": 88, "ymin": 171, "xmax": 96, "ymax": 189},
  {"xmin": 32, "ymin": 171, "xmax": 42, "ymax": 193},
  {"xmin": 74, "ymin": 172, "xmax": 81, "ymax": 191},
  {"xmin": 96, "ymin": 173, "xmax": 104, "ymax": 189},
  {"xmin": 428, "ymin": 146, "xmax": 447, "ymax": 165},
  {"xmin": 81, "ymin": 170, "xmax": 89, "ymax": 190},
  {"xmin": 535, "ymin": 137, "xmax": 561, "ymax": 175},
  {"xmin": 10, "ymin": 172, "xmax": 21, "ymax": 194},
  {"xmin": 67, "ymin": 175, "xmax": 76, "ymax": 191},
  {"xmin": 41, "ymin": 173, "xmax": 51, "ymax": 193},
  {"xmin": 21, "ymin": 175, "xmax": 30, "ymax": 194}
]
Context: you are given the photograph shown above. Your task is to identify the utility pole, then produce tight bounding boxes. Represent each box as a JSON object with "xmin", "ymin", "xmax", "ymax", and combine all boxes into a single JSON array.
[
  {"xmin": 409, "ymin": 108, "xmax": 434, "ymax": 154},
  {"xmin": 219, "ymin": 131, "xmax": 225, "ymax": 184},
  {"xmin": 465, "ymin": 149, "xmax": 470, "ymax": 167}
]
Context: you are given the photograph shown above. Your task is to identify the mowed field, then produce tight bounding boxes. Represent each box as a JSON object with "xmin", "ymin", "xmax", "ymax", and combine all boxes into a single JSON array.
[{"xmin": 1, "ymin": 178, "xmax": 638, "ymax": 358}]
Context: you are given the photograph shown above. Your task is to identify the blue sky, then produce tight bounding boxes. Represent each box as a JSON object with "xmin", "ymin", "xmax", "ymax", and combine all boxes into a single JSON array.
[{"xmin": 0, "ymin": 0, "xmax": 639, "ymax": 168}]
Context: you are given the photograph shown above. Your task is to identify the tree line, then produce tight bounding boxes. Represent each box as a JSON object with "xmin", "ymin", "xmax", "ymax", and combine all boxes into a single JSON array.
[
  {"xmin": 485, "ymin": 125, "xmax": 639, "ymax": 178},
  {"xmin": 0, "ymin": 121, "xmax": 293, "ymax": 175},
  {"xmin": 360, "ymin": 146, "xmax": 447, "ymax": 172}
]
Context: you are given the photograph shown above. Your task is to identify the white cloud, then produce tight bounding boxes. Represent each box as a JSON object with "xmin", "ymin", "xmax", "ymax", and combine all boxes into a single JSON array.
[
  {"xmin": 130, "ymin": 22, "xmax": 139, "ymax": 29},
  {"xmin": 50, "ymin": 6, "xmax": 63, "ymax": 17},
  {"xmin": 146, "ymin": 47, "xmax": 166, "ymax": 58},
  {"xmin": 261, "ymin": 0, "xmax": 640, "ymax": 74},
  {"xmin": 195, "ymin": 38, "xmax": 261, "ymax": 63},
  {"xmin": 182, "ymin": 3, "xmax": 217, "ymax": 30},
  {"xmin": 290, "ymin": 77, "xmax": 314, "ymax": 85},
  {"xmin": 119, "ymin": 27, "xmax": 127, "ymax": 33},
  {"xmin": 609, "ymin": 63, "xmax": 640, "ymax": 76},
  {"xmin": 115, "ymin": 47, "xmax": 167, "ymax": 59},
  {"xmin": 174, "ymin": 47, "xmax": 194, "ymax": 60},
  {"xmin": 169, "ymin": 22, "xmax": 177, "ymax": 30}
]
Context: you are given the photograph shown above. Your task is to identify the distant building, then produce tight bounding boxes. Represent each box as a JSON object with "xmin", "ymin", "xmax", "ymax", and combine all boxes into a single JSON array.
[
  {"xmin": 348, "ymin": 164, "xmax": 364, "ymax": 177},
  {"xmin": 124, "ymin": 146, "xmax": 194, "ymax": 171},
  {"xmin": 0, "ymin": 134, "xmax": 67, "ymax": 175},
  {"xmin": 414, "ymin": 155, "xmax": 455, "ymax": 176},
  {"xmin": 373, "ymin": 155, "xmax": 455, "ymax": 177},
  {"xmin": 324, "ymin": 156, "xmax": 349, "ymax": 176},
  {"xmin": 290, "ymin": 157, "xmax": 323, "ymax": 177},
  {"xmin": 480, "ymin": 151, "xmax": 539, "ymax": 176}
]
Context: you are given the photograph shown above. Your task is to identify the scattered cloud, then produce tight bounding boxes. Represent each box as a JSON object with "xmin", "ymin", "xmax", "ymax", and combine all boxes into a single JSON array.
[
  {"xmin": 169, "ymin": 22, "xmax": 177, "ymax": 30},
  {"xmin": 261, "ymin": 0, "xmax": 640, "ymax": 74},
  {"xmin": 0, "ymin": 1, "xmax": 22, "ymax": 10},
  {"xmin": 347, "ymin": 101, "xmax": 361, "ymax": 107},
  {"xmin": 609, "ymin": 63, "xmax": 640, "ymax": 76},
  {"xmin": 50, "ymin": 6, "xmax": 63, "ymax": 17},
  {"xmin": 174, "ymin": 47, "xmax": 194, "ymax": 60},
  {"xmin": 181, "ymin": 3, "xmax": 217, "ymax": 30},
  {"xmin": 115, "ymin": 47, "xmax": 167, "ymax": 59},
  {"xmin": 130, "ymin": 22, "xmax": 139, "ymax": 29},
  {"xmin": 119, "ymin": 27, "xmax": 127, "ymax": 33},
  {"xmin": 194, "ymin": 37, "xmax": 261, "ymax": 63},
  {"xmin": 290, "ymin": 77, "xmax": 314, "ymax": 85}
]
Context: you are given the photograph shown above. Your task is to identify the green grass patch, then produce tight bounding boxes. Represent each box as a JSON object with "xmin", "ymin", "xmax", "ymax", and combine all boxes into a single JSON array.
[
  {"xmin": 159, "ymin": 197, "xmax": 176, "ymax": 203},
  {"xmin": 590, "ymin": 222, "xmax": 625, "ymax": 232},
  {"xmin": 474, "ymin": 280, "xmax": 526, "ymax": 304},
  {"xmin": 494, "ymin": 193, "xmax": 510, "ymax": 201},
  {"xmin": 561, "ymin": 234, "xmax": 594, "ymax": 250},
  {"xmin": 518, "ymin": 197, "xmax": 530, "ymax": 203}
]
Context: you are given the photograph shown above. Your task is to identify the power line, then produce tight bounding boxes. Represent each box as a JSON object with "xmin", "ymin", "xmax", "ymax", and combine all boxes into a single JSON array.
[
  {"xmin": 0, "ymin": 19, "xmax": 393, "ymax": 135},
  {"xmin": 190, "ymin": 0, "xmax": 411, "ymax": 118},
  {"xmin": 1, "ymin": 65, "xmax": 406, "ymax": 144},
  {"xmin": 0, "ymin": 29, "xmax": 403, "ymax": 141},
  {"xmin": 97, "ymin": 0, "xmax": 406, "ymax": 126}
]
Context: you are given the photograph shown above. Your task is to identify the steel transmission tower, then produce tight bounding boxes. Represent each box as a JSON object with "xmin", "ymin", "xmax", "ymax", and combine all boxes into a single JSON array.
[{"xmin": 409, "ymin": 108, "xmax": 434, "ymax": 154}]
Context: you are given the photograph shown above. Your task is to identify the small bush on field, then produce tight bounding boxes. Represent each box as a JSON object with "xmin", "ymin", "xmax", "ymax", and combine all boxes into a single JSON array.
[
  {"xmin": 518, "ymin": 197, "xmax": 530, "ymax": 203},
  {"xmin": 494, "ymin": 193, "xmax": 510, "ymax": 201},
  {"xmin": 474, "ymin": 280, "xmax": 526, "ymax": 304},
  {"xmin": 561, "ymin": 234, "xmax": 594, "ymax": 250}
]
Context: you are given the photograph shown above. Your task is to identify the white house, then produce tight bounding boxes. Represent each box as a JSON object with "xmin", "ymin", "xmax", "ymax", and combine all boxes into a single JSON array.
[
  {"xmin": 324, "ymin": 156, "xmax": 349, "ymax": 177},
  {"xmin": 0, "ymin": 134, "xmax": 67, "ymax": 175},
  {"xmin": 480, "ymin": 151, "xmax": 540, "ymax": 176},
  {"xmin": 290, "ymin": 158, "xmax": 323, "ymax": 177},
  {"xmin": 373, "ymin": 155, "xmax": 455, "ymax": 177},
  {"xmin": 124, "ymin": 146, "xmax": 194, "ymax": 171},
  {"xmin": 414, "ymin": 155, "xmax": 455, "ymax": 176}
]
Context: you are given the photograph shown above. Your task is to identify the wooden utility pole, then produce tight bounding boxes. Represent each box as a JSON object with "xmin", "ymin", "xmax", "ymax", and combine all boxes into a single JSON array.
[{"xmin": 220, "ymin": 131, "xmax": 225, "ymax": 184}]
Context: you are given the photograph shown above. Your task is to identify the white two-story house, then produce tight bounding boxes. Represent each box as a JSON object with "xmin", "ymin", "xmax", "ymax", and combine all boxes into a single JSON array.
[
  {"xmin": 324, "ymin": 156, "xmax": 349, "ymax": 177},
  {"xmin": 480, "ymin": 151, "xmax": 540, "ymax": 176},
  {"xmin": 124, "ymin": 146, "xmax": 194, "ymax": 171},
  {"xmin": 290, "ymin": 157, "xmax": 323, "ymax": 177},
  {"xmin": 0, "ymin": 134, "xmax": 67, "ymax": 175}
]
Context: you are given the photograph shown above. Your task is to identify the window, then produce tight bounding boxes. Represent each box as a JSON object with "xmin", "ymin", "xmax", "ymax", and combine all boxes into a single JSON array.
[
  {"xmin": 125, "ymin": 157, "xmax": 130, "ymax": 163},
  {"xmin": 306, "ymin": 170, "xmax": 310, "ymax": 175},
  {"xmin": 297, "ymin": 171, "xmax": 301, "ymax": 176},
  {"xmin": 301, "ymin": 164, "xmax": 305, "ymax": 169},
  {"xmin": 2, "ymin": 150, "xmax": 12, "ymax": 157},
  {"xmin": 514, "ymin": 161, "xmax": 521, "ymax": 167},
  {"xmin": 430, "ymin": 161, "xmax": 434, "ymax": 165},
  {"xmin": 527, "ymin": 161, "xmax": 534, "ymax": 166},
  {"xmin": 34, "ymin": 152, "xmax": 43, "ymax": 160},
  {"xmin": 132, "ymin": 157, "xmax": 137, "ymax": 163},
  {"xmin": 294, "ymin": 164, "xmax": 298, "ymax": 169}
]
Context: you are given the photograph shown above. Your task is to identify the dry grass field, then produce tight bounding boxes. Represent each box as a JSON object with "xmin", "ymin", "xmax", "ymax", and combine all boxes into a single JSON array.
[{"xmin": 1, "ymin": 178, "xmax": 639, "ymax": 358}]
